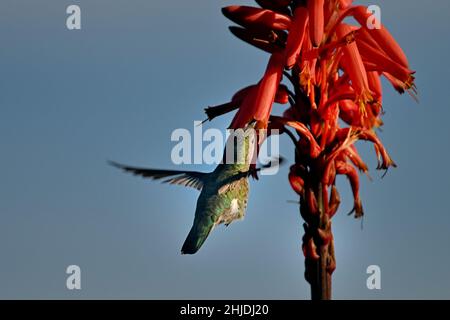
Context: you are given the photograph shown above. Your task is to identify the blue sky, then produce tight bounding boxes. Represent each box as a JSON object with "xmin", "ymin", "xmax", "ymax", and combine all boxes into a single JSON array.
[{"xmin": 1, "ymin": 0, "xmax": 449, "ymax": 299}]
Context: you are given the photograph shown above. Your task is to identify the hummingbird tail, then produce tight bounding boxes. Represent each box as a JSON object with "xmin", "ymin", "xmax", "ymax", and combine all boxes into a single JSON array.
[{"xmin": 181, "ymin": 224, "xmax": 214, "ymax": 255}]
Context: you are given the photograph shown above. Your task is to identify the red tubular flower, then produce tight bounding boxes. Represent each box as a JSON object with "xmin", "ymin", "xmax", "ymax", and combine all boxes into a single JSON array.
[
  {"xmin": 253, "ymin": 53, "xmax": 286, "ymax": 125},
  {"xmin": 285, "ymin": 7, "xmax": 309, "ymax": 69},
  {"xmin": 366, "ymin": 71, "xmax": 382, "ymax": 102},
  {"xmin": 339, "ymin": 99, "xmax": 382, "ymax": 128},
  {"xmin": 356, "ymin": 37, "xmax": 415, "ymax": 90},
  {"xmin": 222, "ymin": 5, "xmax": 292, "ymax": 31},
  {"xmin": 204, "ymin": 85, "xmax": 255, "ymax": 122},
  {"xmin": 231, "ymin": 52, "xmax": 285, "ymax": 129},
  {"xmin": 357, "ymin": 27, "xmax": 383, "ymax": 52},
  {"xmin": 357, "ymin": 129, "xmax": 397, "ymax": 170},
  {"xmin": 351, "ymin": 6, "xmax": 409, "ymax": 68},
  {"xmin": 339, "ymin": 100, "xmax": 360, "ymax": 125},
  {"xmin": 345, "ymin": 145, "xmax": 369, "ymax": 174},
  {"xmin": 337, "ymin": 24, "xmax": 373, "ymax": 114},
  {"xmin": 232, "ymin": 85, "xmax": 256, "ymax": 102},
  {"xmin": 204, "ymin": 84, "xmax": 289, "ymax": 121},
  {"xmin": 383, "ymin": 72, "xmax": 418, "ymax": 100},
  {"xmin": 308, "ymin": 0, "xmax": 325, "ymax": 47}
]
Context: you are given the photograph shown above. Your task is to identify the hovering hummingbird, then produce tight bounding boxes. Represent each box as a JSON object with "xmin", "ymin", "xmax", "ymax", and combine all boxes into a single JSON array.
[{"xmin": 110, "ymin": 122, "xmax": 282, "ymax": 254}]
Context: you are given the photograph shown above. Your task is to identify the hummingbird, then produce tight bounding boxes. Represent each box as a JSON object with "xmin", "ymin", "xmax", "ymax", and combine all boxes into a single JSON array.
[{"xmin": 110, "ymin": 122, "xmax": 282, "ymax": 254}]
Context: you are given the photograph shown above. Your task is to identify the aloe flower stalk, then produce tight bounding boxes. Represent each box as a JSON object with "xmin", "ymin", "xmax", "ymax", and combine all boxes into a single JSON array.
[{"xmin": 206, "ymin": 0, "xmax": 415, "ymax": 300}]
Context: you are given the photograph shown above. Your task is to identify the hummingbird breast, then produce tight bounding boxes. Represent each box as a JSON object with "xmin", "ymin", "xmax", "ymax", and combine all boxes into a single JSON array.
[{"xmin": 199, "ymin": 176, "xmax": 249, "ymax": 227}]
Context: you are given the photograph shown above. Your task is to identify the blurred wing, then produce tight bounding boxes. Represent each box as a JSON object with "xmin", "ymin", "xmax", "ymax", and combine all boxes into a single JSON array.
[{"xmin": 109, "ymin": 161, "xmax": 206, "ymax": 190}]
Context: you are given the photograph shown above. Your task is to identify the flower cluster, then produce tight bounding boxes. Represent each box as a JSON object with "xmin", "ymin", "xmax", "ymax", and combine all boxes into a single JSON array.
[{"xmin": 205, "ymin": 0, "xmax": 414, "ymax": 282}]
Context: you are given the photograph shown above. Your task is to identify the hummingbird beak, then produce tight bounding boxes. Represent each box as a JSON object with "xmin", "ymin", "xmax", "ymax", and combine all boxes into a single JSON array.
[
  {"xmin": 246, "ymin": 119, "xmax": 258, "ymax": 129},
  {"xmin": 248, "ymin": 156, "xmax": 285, "ymax": 179},
  {"xmin": 261, "ymin": 156, "xmax": 285, "ymax": 170}
]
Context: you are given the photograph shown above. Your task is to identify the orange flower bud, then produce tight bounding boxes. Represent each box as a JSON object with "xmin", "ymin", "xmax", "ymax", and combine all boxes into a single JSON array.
[
  {"xmin": 289, "ymin": 169, "xmax": 305, "ymax": 196},
  {"xmin": 306, "ymin": 188, "xmax": 319, "ymax": 216},
  {"xmin": 328, "ymin": 185, "xmax": 341, "ymax": 217},
  {"xmin": 303, "ymin": 237, "xmax": 320, "ymax": 260}
]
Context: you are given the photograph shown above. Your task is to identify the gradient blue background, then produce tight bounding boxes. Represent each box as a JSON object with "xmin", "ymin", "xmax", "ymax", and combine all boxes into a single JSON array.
[{"xmin": 0, "ymin": 0, "xmax": 449, "ymax": 299}]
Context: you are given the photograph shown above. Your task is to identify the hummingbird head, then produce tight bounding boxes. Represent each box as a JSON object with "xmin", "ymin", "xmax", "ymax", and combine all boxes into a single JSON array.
[{"xmin": 223, "ymin": 120, "xmax": 258, "ymax": 169}]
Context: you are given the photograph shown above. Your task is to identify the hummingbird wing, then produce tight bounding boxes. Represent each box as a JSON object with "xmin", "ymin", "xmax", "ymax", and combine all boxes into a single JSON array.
[{"xmin": 108, "ymin": 161, "xmax": 206, "ymax": 190}]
